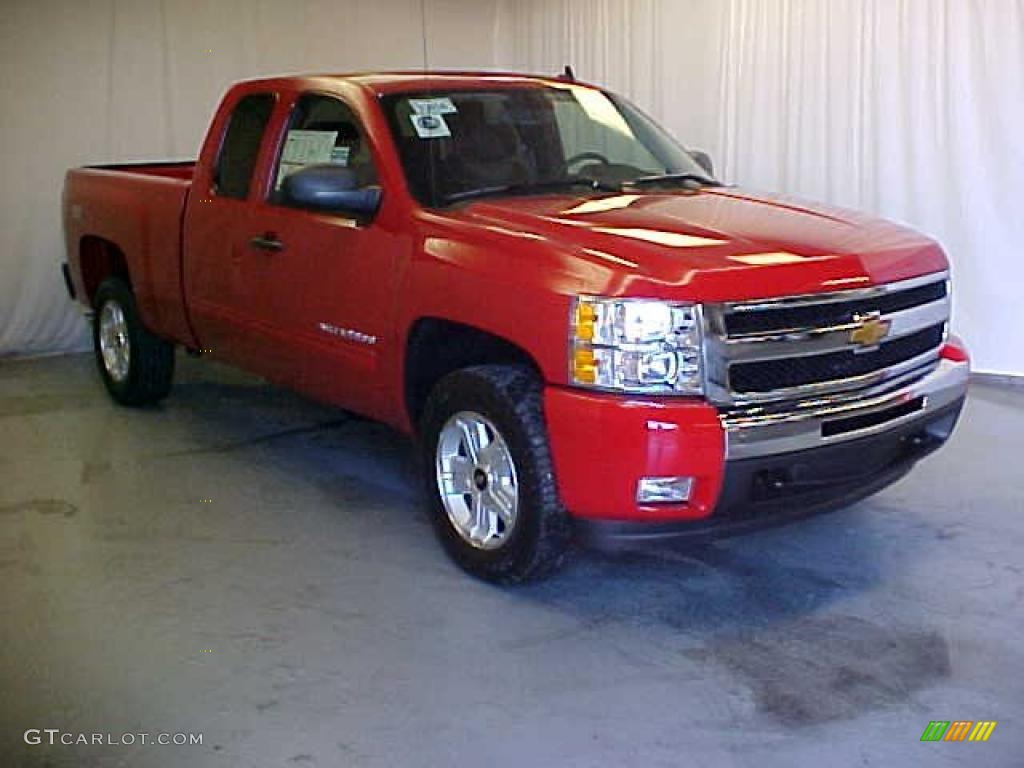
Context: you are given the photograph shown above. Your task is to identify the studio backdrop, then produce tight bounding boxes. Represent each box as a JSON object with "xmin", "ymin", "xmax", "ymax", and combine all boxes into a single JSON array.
[{"xmin": 2, "ymin": 0, "xmax": 1022, "ymax": 376}]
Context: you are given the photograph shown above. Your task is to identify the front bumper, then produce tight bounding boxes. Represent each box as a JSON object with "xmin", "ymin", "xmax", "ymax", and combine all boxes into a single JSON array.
[{"xmin": 545, "ymin": 341, "xmax": 969, "ymax": 545}]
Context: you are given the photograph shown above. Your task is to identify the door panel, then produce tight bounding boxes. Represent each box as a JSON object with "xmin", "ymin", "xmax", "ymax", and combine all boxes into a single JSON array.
[
  {"xmin": 183, "ymin": 91, "xmax": 291, "ymax": 379},
  {"xmin": 245, "ymin": 92, "xmax": 397, "ymax": 415},
  {"xmin": 241, "ymin": 204, "xmax": 399, "ymax": 415}
]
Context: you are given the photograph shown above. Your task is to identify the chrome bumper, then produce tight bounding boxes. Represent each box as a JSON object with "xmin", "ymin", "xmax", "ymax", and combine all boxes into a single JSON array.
[{"xmin": 722, "ymin": 358, "xmax": 969, "ymax": 459}]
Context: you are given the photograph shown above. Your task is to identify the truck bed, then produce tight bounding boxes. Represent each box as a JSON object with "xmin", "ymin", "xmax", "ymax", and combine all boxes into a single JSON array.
[
  {"xmin": 63, "ymin": 160, "xmax": 196, "ymax": 346},
  {"xmin": 82, "ymin": 160, "xmax": 196, "ymax": 180}
]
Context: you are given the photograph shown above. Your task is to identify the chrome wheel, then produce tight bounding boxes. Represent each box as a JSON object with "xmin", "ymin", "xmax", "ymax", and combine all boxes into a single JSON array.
[
  {"xmin": 98, "ymin": 301, "xmax": 130, "ymax": 383},
  {"xmin": 435, "ymin": 411, "xmax": 519, "ymax": 550}
]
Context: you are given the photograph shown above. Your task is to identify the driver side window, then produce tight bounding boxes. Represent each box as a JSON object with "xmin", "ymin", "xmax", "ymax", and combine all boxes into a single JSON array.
[{"xmin": 271, "ymin": 93, "xmax": 378, "ymax": 208}]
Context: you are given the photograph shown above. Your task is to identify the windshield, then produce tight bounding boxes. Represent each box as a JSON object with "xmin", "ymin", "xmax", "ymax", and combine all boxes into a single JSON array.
[{"xmin": 380, "ymin": 84, "xmax": 714, "ymax": 207}]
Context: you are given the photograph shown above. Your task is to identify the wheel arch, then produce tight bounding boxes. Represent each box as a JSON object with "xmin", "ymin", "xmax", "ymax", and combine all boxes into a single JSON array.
[
  {"xmin": 79, "ymin": 236, "xmax": 131, "ymax": 307},
  {"xmin": 403, "ymin": 317, "xmax": 544, "ymax": 429}
]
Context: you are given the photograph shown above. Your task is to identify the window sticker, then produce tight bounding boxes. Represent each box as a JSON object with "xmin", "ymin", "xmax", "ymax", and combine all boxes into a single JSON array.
[
  {"xmin": 409, "ymin": 113, "xmax": 451, "ymax": 139},
  {"xmin": 275, "ymin": 129, "xmax": 337, "ymax": 189},
  {"xmin": 408, "ymin": 97, "xmax": 457, "ymax": 116}
]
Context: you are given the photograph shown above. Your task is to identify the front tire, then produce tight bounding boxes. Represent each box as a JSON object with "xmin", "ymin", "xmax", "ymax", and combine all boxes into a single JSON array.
[
  {"xmin": 93, "ymin": 277, "xmax": 175, "ymax": 406},
  {"xmin": 420, "ymin": 365, "xmax": 570, "ymax": 584}
]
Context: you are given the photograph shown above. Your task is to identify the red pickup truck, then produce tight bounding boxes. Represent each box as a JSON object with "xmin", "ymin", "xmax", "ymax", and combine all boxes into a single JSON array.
[{"xmin": 62, "ymin": 71, "xmax": 969, "ymax": 582}]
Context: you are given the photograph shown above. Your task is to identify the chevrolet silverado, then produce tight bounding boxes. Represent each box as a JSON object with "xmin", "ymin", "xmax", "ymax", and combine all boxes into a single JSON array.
[{"xmin": 62, "ymin": 72, "xmax": 969, "ymax": 582}]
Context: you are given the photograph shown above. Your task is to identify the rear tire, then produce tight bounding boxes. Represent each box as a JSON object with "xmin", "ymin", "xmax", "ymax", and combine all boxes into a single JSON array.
[
  {"xmin": 93, "ymin": 277, "xmax": 175, "ymax": 406},
  {"xmin": 419, "ymin": 365, "xmax": 570, "ymax": 584}
]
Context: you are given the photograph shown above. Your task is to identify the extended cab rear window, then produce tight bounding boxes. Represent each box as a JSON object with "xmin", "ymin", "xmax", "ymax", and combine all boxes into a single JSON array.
[{"xmin": 214, "ymin": 93, "xmax": 275, "ymax": 200}]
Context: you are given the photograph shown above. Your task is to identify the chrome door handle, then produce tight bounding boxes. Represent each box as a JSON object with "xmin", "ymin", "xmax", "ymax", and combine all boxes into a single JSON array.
[{"xmin": 249, "ymin": 234, "xmax": 284, "ymax": 252}]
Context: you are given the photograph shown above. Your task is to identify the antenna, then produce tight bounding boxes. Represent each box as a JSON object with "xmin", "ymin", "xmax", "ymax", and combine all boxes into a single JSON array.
[{"xmin": 559, "ymin": 65, "xmax": 576, "ymax": 82}]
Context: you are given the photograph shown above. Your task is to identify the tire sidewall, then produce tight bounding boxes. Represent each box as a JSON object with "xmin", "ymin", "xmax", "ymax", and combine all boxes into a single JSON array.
[
  {"xmin": 420, "ymin": 369, "xmax": 557, "ymax": 582},
  {"xmin": 93, "ymin": 279, "xmax": 142, "ymax": 404}
]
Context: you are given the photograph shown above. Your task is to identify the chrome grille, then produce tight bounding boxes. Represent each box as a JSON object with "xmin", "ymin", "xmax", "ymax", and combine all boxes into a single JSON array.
[
  {"xmin": 702, "ymin": 271, "xmax": 950, "ymax": 406},
  {"xmin": 723, "ymin": 279, "xmax": 947, "ymax": 337}
]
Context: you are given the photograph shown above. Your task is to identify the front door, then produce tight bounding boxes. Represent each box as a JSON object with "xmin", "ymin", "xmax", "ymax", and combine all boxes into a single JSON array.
[{"xmin": 243, "ymin": 92, "xmax": 398, "ymax": 415}]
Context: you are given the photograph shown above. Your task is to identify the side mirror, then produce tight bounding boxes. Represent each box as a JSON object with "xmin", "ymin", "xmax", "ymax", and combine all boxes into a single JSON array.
[
  {"xmin": 689, "ymin": 150, "xmax": 714, "ymax": 177},
  {"xmin": 282, "ymin": 165, "xmax": 381, "ymax": 216}
]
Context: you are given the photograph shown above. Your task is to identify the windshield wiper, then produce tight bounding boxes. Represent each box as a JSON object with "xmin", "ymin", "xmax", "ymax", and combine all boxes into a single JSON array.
[
  {"xmin": 443, "ymin": 176, "xmax": 620, "ymax": 205},
  {"xmin": 626, "ymin": 172, "xmax": 721, "ymax": 189}
]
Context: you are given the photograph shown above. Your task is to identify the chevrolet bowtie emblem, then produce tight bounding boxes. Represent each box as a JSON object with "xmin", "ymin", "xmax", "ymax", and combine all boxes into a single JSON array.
[{"xmin": 849, "ymin": 315, "xmax": 891, "ymax": 348}]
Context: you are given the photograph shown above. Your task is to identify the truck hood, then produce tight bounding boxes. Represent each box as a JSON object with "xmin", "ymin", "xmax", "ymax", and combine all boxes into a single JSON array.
[{"xmin": 444, "ymin": 187, "xmax": 947, "ymax": 302}]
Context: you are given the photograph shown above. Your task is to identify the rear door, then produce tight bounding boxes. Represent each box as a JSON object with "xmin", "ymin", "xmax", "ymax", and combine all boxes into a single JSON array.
[{"xmin": 183, "ymin": 89, "xmax": 289, "ymax": 378}]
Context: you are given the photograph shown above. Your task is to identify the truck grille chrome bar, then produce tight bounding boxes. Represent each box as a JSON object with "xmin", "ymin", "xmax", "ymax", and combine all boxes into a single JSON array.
[{"xmin": 702, "ymin": 271, "xmax": 950, "ymax": 406}]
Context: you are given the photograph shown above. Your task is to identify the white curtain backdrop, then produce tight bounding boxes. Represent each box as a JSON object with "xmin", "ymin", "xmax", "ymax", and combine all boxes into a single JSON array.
[
  {"xmin": 0, "ymin": 0, "xmax": 498, "ymax": 357},
  {"xmin": 496, "ymin": 0, "xmax": 1024, "ymax": 376},
  {"xmin": 3, "ymin": 0, "xmax": 1022, "ymax": 375}
]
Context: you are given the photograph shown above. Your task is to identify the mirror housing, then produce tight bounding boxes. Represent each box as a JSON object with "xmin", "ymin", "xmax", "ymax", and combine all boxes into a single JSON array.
[
  {"xmin": 689, "ymin": 150, "xmax": 714, "ymax": 177},
  {"xmin": 282, "ymin": 165, "xmax": 381, "ymax": 216}
]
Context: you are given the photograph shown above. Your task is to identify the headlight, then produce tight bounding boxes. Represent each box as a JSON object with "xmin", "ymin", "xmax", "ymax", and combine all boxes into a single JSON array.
[{"xmin": 570, "ymin": 296, "xmax": 703, "ymax": 394}]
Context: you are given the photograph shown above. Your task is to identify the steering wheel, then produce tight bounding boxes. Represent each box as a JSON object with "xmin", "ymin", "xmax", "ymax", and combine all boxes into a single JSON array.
[{"xmin": 566, "ymin": 151, "xmax": 612, "ymax": 173}]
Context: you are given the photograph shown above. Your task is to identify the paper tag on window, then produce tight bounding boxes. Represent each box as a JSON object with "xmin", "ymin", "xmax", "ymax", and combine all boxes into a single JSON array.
[
  {"xmin": 276, "ymin": 129, "xmax": 337, "ymax": 189},
  {"xmin": 410, "ymin": 113, "xmax": 451, "ymax": 139},
  {"xmin": 409, "ymin": 97, "xmax": 457, "ymax": 116},
  {"xmin": 280, "ymin": 130, "xmax": 337, "ymax": 164}
]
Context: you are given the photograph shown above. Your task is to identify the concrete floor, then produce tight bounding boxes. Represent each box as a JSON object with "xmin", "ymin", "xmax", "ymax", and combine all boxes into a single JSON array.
[{"xmin": 1, "ymin": 352, "xmax": 1021, "ymax": 768}]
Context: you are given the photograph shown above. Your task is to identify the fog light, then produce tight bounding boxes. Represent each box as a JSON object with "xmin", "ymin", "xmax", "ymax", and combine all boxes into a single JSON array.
[{"xmin": 637, "ymin": 476, "xmax": 694, "ymax": 504}]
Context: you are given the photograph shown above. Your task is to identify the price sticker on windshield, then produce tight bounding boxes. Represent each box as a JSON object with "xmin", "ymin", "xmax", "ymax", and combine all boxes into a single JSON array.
[
  {"xmin": 410, "ymin": 113, "xmax": 451, "ymax": 139},
  {"xmin": 408, "ymin": 97, "xmax": 457, "ymax": 116}
]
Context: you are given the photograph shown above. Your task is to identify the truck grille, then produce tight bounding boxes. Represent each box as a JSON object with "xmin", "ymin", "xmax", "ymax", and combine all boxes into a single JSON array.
[
  {"xmin": 723, "ymin": 280, "xmax": 947, "ymax": 337},
  {"xmin": 730, "ymin": 325, "xmax": 945, "ymax": 393},
  {"xmin": 703, "ymin": 272, "xmax": 950, "ymax": 406}
]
